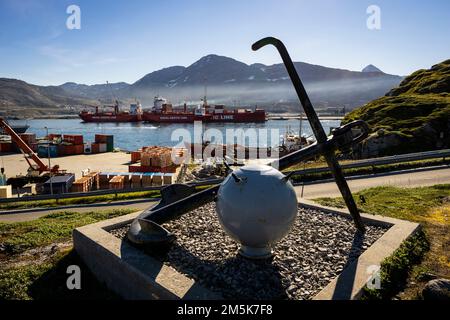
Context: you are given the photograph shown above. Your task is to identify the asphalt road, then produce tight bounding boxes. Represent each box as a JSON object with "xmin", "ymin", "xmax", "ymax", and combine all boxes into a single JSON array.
[
  {"xmin": 1, "ymin": 167, "xmax": 449, "ymax": 223},
  {"xmin": 295, "ymin": 167, "xmax": 450, "ymax": 199}
]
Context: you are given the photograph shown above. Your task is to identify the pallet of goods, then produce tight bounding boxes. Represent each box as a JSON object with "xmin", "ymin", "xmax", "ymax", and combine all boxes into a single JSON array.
[
  {"xmin": 109, "ymin": 176, "xmax": 124, "ymax": 190},
  {"xmin": 71, "ymin": 177, "xmax": 90, "ymax": 193},
  {"xmin": 131, "ymin": 173, "xmax": 142, "ymax": 188}
]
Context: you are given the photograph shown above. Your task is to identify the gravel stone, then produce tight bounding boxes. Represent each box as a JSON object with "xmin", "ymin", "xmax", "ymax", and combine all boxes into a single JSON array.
[{"xmin": 110, "ymin": 202, "xmax": 388, "ymax": 300}]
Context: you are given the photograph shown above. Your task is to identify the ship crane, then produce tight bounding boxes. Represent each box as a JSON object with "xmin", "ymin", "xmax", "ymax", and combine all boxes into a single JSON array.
[{"xmin": 0, "ymin": 117, "xmax": 62, "ymax": 175}]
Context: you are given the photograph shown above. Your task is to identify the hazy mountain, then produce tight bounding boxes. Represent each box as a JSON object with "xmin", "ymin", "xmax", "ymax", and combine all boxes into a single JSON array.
[
  {"xmin": 0, "ymin": 54, "xmax": 404, "ymax": 116},
  {"xmin": 124, "ymin": 55, "xmax": 403, "ymax": 111},
  {"xmin": 362, "ymin": 64, "xmax": 383, "ymax": 73},
  {"xmin": 0, "ymin": 78, "xmax": 97, "ymax": 117},
  {"xmin": 60, "ymin": 81, "xmax": 130, "ymax": 99}
]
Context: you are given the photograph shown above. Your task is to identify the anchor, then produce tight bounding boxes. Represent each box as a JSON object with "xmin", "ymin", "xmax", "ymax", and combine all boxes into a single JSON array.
[{"xmin": 127, "ymin": 37, "xmax": 369, "ymax": 249}]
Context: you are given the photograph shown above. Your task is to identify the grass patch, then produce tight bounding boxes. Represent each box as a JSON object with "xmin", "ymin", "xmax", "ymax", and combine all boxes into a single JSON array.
[
  {"xmin": 0, "ymin": 249, "xmax": 119, "ymax": 300},
  {"xmin": 0, "ymin": 190, "xmax": 161, "ymax": 211},
  {"xmin": 0, "ymin": 209, "xmax": 134, "ymax": 254},
  {"xmin": 314, "ymin": 184, "xmax": 450, "ymax": 222},
  {"xmin": 363, "ymin": 230, "xmax": 430, "ymax": 300},
  {"xmin": 314, "ymin": 184, "xmax": 450, "ymax": 299}
]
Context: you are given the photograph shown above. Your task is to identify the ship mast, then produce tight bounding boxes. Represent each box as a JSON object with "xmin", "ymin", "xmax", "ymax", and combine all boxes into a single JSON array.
[{"xmin": 203, "ymin": 76, "xmax": 208, "ymax": 107}]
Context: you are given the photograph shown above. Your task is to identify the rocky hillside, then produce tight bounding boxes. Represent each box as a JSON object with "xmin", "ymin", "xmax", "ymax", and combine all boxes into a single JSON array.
[
  {"xmin": 0, "ymin": 78, "xmax": 96, "ymax": 117},
  {"xmin": 343, "ymin": 59, "xmax": 450, "ymax": 157}
]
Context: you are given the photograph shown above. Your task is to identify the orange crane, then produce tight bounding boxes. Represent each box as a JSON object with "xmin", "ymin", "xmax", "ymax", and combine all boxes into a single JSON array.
[{"xmin": 0, "ymin": 117, "xmax": 61, "ymax": 174}]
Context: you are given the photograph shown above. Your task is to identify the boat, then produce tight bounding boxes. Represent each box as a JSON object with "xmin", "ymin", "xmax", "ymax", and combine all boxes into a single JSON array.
[
  {"xmin": 79, "ymin": 100, "xmax": 143, "ymax": 123},
  {"xmin": 143, "ymin": 96, "xmax": 266, "ymax": 123},
  {"xmin": 0, "ymin": 119, "xmax": 29, "ymax": 135}
]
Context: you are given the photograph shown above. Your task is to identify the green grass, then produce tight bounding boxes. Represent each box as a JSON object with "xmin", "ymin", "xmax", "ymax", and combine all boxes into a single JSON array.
[
  {"xmin": 363, "ymin": 230, "xmax": 430, "ymax": 300},
  {"xmin": 342, "ymin": 59, "xmax": 450, "ymax": 156},
  {"xmin": 314, "ymin": 184, "xmax": 450, "ymax": 222},
  {"xmin": 0, "ymin": 190, "xmax": 161, "ymax": 211},
  {"xmin": 0, "ymin": 209, "xmax": 134, "ymax": 254},
  {"xmin": 314, "ymin": 184, "xmax": 450, "ymax": 299},
  {"xmin": 0, "ymin": 249, "xmax": 119, "ymax": 300}
]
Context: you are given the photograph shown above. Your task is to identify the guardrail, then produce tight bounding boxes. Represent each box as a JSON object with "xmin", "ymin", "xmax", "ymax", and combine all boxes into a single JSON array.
[
  {"xmin": 0, "ymin": 178, "xmax": 223, "ymax": 204},
  {"xmin": 1, "ymin": 149, "xmax": 449, "ymax": 204},
  {"xmin": 285, "ymin": 148, "xmax": 450, "ymax": 176}
]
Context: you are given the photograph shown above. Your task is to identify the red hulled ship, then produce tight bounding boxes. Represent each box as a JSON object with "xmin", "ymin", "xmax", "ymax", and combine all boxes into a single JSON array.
[
  {"xmin": 79, "ymin": 100, "xmax": 143, "ymax": 123},
  {"xmin": 142, "ymin": 96, "xmax": 266, "ymax": 123}
]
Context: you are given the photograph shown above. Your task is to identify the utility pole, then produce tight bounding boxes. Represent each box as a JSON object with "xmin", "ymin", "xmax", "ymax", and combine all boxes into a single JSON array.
[{"xmin": 45, "ymin": 127, "xmax": 53, "ymax": 195}]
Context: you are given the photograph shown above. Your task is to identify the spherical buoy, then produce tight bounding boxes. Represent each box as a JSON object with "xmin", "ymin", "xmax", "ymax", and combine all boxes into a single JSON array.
[{"xmin": 216, "ymin": 164, "xmax": 298, "ymax": 259}]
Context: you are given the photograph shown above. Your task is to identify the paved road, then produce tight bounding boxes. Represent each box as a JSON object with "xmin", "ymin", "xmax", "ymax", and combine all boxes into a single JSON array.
[
  {"xmin": 1, "ymin": 167, "xmax": 449, "ymax": 223},
  {"xmin": 295, "ymin": 167, "xmax": 450, "ymax": 199}
]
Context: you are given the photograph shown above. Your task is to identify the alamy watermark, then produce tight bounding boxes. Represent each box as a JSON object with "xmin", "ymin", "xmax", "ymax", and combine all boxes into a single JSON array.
[
  {"xmin": 367, "ymin": 5, "xmax": 381, "ymax": 30},
  {"xmin": 170, "ymin": 121, "xmax": 280, "ymax": 168},
  {"xmin": 66, "ymin": 265, "xmax": 81, "ymax": 290},
  {"xmin": 366, "ymin": 264, "xmax": 381, "ymax": 290},
  {"xmin": 66, "ymin": 5, "xmax": 81, "ymax": 30}
]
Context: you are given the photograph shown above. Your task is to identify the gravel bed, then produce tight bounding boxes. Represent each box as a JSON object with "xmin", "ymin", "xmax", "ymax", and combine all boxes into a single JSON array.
[{"xmin": 111, "ymin": 202, "xmax": 388, "ymax": 300}]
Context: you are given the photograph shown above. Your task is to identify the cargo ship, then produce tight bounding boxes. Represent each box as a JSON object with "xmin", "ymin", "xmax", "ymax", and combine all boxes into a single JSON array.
[
  {"xmin": 143, "ymin": 96, "xmax": 266, "ymax": 123},
  {"xmin": 79, "ymin": 101, "xmax": 143, "ymax": 123}
]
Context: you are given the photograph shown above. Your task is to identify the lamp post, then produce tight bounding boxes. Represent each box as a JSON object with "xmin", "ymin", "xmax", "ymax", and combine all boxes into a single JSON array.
[{"xmin": 45, "ymin": 127, "xmax": 53, "ymax": 195}]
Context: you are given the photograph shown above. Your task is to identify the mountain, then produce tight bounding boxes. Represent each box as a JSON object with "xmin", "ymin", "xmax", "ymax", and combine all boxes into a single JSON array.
[
  {"xmin": 343, "ymin": 59, "xmax": 450, "ymax": 157},
  {"xmin": 123, "ymin": 54, "xmax": 403, "ymax": 111},
  {"xmin": 0, "ymin": 78, "xmax": 97, "ymax": 117},
  {"xmin": 0, "ymin": 54, "xmax": 404, "ymax": 117},
  {"xmin": 362, "ymin": 64, "xmax": 383, "ymax": 73},
  {"xmin": 60, "ymin": 82, "xmax": 130, "ymax": 99}
]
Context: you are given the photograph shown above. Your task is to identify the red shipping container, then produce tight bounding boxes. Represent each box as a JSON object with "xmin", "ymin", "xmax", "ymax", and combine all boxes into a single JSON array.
[
  {"xmin": 63, "ymin": 134, "xmax": 83, "ymax": 145},
  {"xmin": 0, "ymin": 142, "xmax": 12, "ymax": 153},
  {"xmin": 131, "ymin": 151, "xmax": 141, "ymax": 163},
  {"xmin": 18, "ymin": 133, "xmax": 36, "ymax": 144},
  {"xmin": 74, "ymin": 144, "xmax": 84, "ymax": 154},
  {"xmin": 128, "ymin": 164, "xmax": 179, "ymax": 173},
  {"xmin": 91, "ymin": 143, "xmax": 100, "ymax": 154}
]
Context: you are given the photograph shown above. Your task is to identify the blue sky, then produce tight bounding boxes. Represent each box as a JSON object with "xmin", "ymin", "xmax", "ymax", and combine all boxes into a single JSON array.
[{"xmin": 1, "ymin": 0, "xmax": 449, "ymax": 85}]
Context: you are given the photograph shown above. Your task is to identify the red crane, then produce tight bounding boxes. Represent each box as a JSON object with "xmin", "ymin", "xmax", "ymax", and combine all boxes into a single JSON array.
[{"xmin": 0, "ymin": 117, "xmax": 60, "ymax": 174}]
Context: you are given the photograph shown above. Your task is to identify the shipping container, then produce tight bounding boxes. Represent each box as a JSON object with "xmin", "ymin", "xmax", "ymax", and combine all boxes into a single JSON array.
[
  {"xmin": 0, "ymin": 142, "xmax": 12, "ymax": 153},
  {"xmin": 152, "ymin": 173, "xmax": 163, "ymax": 186},
  {"xmin": 95, "ymin": 134, "xmax": 114, "ymax": 152},
  {"xmin": 141, "ymin": 173, "xmax": 153, "ymax": 187},
  {"xmin": 163, "ymin": 173, "xmax": 175, "ymax": 185},
  {"xmin": 128, "ymin": 164, "xmax": 179, "ymax": 173},
  {"xmin": 63, "ymin": 134, "xmax": 83, "ymax": 145},
  {"xmin": 38, "ymin": 144, "xmax": 58, "ymax": 158},
  {"xmin": 131, "ymin": 173, "xmax": 142, "ymax": 188},
  {"xmin": 43, "ymin": 174, "xmax": 75, "ymax": 194},
  {"xmin": 99, "ymin": 143, "xmax": 107, "ymax": 153},
  {"xmin": 131, "ymin": 150, "xmax": 141, "ymax": 163}
]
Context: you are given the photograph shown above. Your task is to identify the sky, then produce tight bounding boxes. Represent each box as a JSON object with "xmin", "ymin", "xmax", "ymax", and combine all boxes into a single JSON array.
[{"xmin": 0, "ymin": 0, "xmax": 449, "ymax": 86}]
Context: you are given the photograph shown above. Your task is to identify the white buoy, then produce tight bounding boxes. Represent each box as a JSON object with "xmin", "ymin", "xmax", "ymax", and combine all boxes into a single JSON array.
[{"xmin": 216, "ymin": 164, "xmax": 298, "ymax": 259}]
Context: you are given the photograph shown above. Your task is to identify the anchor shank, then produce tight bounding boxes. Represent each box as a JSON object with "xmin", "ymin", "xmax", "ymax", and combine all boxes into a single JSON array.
[{"xmin": 253, "ymin": 37, "xmax": 365, "ymax": 232}]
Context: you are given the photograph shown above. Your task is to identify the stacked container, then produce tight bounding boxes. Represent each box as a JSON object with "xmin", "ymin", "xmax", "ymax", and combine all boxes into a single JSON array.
[
  {"xmin": 71, "ymin": 177, "xmax": 91, "ymax": 193},
  {"xmin": 95, "ymin": 134, "xmax": 114, "ymax": 152},
  {"xmin": 131, "ymin": 173, "xmax": 142, "ymax": 188},
  {"xmin": 141, "ymin": 173, "xmax": 153, "ymax": 187},
  {"xmin": 109, "ymin": 176, "xmax": 124, "ymax": 189},
  {"xmin": 38, "ymin": 144, "xmax": 58, "ymax": 158}
]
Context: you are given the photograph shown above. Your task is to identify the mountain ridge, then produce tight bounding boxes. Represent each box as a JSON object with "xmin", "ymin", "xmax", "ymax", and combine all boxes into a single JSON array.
[{"xmin": 0, "ymin": 54, "xmax": 404, "ymax": 117}]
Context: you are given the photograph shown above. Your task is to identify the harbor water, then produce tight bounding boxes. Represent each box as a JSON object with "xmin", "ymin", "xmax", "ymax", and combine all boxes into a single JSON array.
[{"xmin": 9, "ymin": 119, "xmax": 341, "ymax": 151}]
